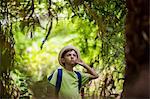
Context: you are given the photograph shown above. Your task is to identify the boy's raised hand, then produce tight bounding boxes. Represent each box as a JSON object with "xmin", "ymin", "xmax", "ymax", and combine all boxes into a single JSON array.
[
  {"xmin": 75, "ymin": 59, "xmax": 85, "ymax": 67},
  {"xmin": 75, "ymin": 58, "xmax": 99, "ymax": 79}
]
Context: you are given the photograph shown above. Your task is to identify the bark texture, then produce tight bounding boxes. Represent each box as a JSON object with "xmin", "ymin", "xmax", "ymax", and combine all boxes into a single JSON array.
[{"xmin": 122, "ymin": 0, "xmax": 149, "ymax": 98}]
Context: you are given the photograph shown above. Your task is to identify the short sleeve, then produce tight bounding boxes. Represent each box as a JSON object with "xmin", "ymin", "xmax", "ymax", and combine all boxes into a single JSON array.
[
  {"xmin": 81, "ymin": 72, "xmax": 91, "ymax": 86},
  {"xmin": 48, "ymin": 69, "xmax": 58, "ymax": 86}
]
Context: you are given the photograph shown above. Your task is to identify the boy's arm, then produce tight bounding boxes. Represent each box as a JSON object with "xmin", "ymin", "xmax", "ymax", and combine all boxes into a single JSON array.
[{"xmin": 76, "ymin": 59, "xmax": 99, "ymax": 79}]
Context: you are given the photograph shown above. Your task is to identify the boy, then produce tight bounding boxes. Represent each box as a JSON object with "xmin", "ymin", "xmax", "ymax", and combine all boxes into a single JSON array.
[{"xmin": 48, "ymin": 45, "xmax": 99, "ymax": 99}]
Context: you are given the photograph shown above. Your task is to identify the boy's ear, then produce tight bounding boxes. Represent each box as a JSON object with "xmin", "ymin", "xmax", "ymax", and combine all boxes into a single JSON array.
[{"xmin": 61, "ymin": 58, "xmax": 65, "ymax": 63}]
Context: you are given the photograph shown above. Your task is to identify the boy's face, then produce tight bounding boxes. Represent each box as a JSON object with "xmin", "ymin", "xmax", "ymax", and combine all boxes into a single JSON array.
[{"xmin": 62, "ymin": 50, "xmax": 78, "ymax": 66}]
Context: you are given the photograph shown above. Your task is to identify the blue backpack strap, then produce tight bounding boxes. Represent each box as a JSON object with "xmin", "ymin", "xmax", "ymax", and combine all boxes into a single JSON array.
[
  {"xmin": 48, "ymin": 72, "xmax": 54, "ymax": 81},
  {"xmin": 74, "ymin": 71, "xmax": 82, "ymax": 92},
  {"xmin": 55, "ymin": 68, "xmax": 63, "ymax": 95},
  {"xmin": 48, "ymin": 69, "xmax": 63, "ymax": 95}
]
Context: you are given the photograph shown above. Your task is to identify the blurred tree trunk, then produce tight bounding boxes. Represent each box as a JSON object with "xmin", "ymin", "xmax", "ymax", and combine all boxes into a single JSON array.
[
  {"xmin": 0, "ymin": 25, "xmax": 16, "ymax": 98},
  {"xmin": 122, "ymin": 0, "xmax": 149, "ymax": 98},
  {"xmin": 0, "ymin": 32, "xmax": 12, "ymax": 98}
]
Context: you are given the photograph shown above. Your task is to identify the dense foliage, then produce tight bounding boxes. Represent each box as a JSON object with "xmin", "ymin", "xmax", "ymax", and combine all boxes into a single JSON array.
[{"xmin": 0, "ymin": 0, "xmax": 126, "ymax": 98}]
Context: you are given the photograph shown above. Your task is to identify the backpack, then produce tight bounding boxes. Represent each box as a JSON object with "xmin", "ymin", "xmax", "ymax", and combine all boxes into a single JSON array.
[{"xmin": 48, "ymin": 68, "xmax": 82, "ymax": 95}]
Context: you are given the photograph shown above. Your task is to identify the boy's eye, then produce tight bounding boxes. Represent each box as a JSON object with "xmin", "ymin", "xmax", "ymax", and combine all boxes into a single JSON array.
[
  {"xmin": 73, "ymin": 54, "xmax": 77, "ymax": 56},
  {"xmin": 67, "ymin": 54, "xmax": 71, "ymax": 56},
  {"xmin": 66, "ymin": 54, "xmax": 77, "ymax": 57}
]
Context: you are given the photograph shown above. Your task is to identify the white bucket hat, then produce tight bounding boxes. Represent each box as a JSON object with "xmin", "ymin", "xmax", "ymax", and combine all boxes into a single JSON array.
[{"xmin": 58, "ymin": 45, "xmax": 80, "ymax": 66}]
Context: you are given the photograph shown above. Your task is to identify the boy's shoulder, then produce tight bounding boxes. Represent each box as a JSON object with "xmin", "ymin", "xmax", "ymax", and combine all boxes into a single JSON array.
[{"xmin": 52, "ymin": 66, "xmax": 62, "ymax": 72}]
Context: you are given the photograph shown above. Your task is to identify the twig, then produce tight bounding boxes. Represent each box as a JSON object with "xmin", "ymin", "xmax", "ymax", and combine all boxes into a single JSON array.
[{"xmin": 40, "ymin": 17, "xmax": 53, "ymax": 49}]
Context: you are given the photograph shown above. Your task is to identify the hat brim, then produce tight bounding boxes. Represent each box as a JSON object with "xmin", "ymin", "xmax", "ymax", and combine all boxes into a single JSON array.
[{"xmin": 58, "ymin": 45, "xmax": 80, "ymax": 66}]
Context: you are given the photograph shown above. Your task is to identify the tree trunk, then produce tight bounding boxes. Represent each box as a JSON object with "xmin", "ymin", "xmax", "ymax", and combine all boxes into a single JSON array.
[
  {"xmin": 0, "ymin": 29, "xmax": 16, "ymax": 98},
  {"xmin": 122, "ymin": 0, "xmax": 149, "ymax": 98}
]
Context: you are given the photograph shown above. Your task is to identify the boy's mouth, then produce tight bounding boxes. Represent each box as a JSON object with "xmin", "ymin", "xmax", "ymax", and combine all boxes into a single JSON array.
[
  {"xmin": 70, "ymin": 59, "xmax": 75, "ymax": 61},
  {"xmin": 70, "ymin": 60, "xmax": 76, "ymax": 64},
  {"xmin": 71, "ymin": 60, "xmax": 75, "ymax": 62}
]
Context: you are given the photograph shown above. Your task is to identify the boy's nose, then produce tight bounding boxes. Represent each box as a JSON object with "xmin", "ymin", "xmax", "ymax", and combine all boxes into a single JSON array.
[{"xmin": 71, "ymin": 55, "xmax": 74, "ymax": 58}]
